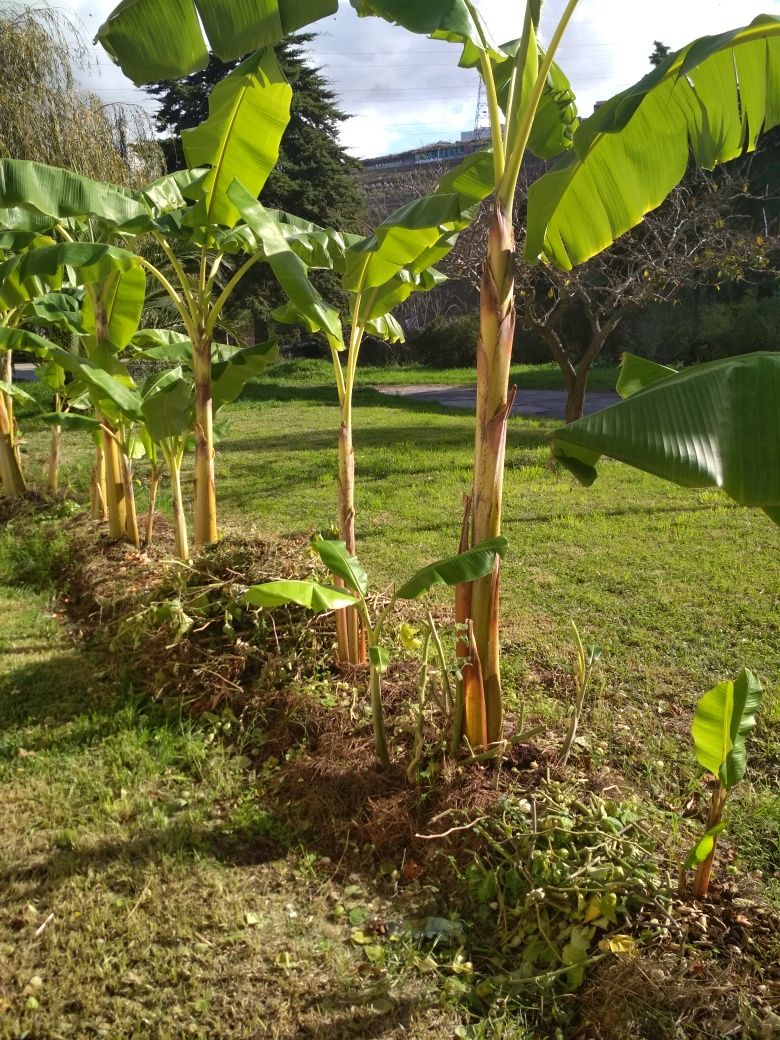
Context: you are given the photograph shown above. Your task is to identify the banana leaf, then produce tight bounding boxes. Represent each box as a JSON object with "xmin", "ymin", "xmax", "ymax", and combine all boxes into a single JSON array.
[
  {"xmin": 96, "ymin": 0, "xmax": 338, "ymax": 84},
  {"xmin": 550, "ymin": 352, "xmax": 780, "ymax": 526},
  {"xmin": 142, "ymin": 374, "xmax": 195, "ymax": 443},
  {"xmin": 227, "ymin": 182, "xmax": 343, "ymax": 342},
  {"xmin": 0, "ymin": 242, "xmax": 138, "ymax": 307},
  {"xmin": 0, "ymin": 160, "xmax": 149, "ymax": 229},
  {"xmin": 343, "ymin": 149, "xmax": 495, "ymax": 292},
  {"xmin": 616, "ymin": 353, "xmax": 679, "ymax": 399},
  {"xmin": 211, "ymin": 341, "xmax": 280, "ymax": 409},
  {"xmin": 311, "ymin": 537, "xmax": 369, "ymax": 596},
  {"xmin": 82, "ymin": 266, "xmax": 146, "ymax": 352},
  {"xmin": 184, "ymin": 50, "xmax": 292, "ymax": 229},
  {"xmin": 396, "ymin": 537, "xmax": 508, "ymax": 600},
  {"xmin": 526, "ymin": 16, "xmax": 780, "ymax": 268},
  {"xmin": 243, "ymin": 580, "xmax": 360, "ymax": 612},
  {"xmin": 691, "ymin": 669, "xmax": 763, "ymax": 789}
]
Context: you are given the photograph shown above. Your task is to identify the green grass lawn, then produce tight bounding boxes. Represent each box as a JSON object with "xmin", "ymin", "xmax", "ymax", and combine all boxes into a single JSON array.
[
  {"xmin": 264, "ymin": 358, "xmax": 620, "ymax": 391},
  {"xmin": 0, "ymin": 579, "xmax": 466, "ymax": 1039},
  {"xmin": 4, "ymin": 367, "xmax": 779, "ymax": 1037}
]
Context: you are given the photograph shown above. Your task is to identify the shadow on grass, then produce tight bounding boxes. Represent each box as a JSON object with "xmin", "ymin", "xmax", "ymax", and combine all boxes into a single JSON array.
[
  {"xmin": 0, "ymin": 651, "xmax": 115, "ymax": 736},
  {"xmin": 224, "ymin": 419, "xmax": 550, "ymax": 458},
  {"xmin": 291, "ymin": 994, "xmax": 435, "ymax": 1040},
  {"xmin": 1, "ymin": 816, "xmax": 289, "ymax": 901}
]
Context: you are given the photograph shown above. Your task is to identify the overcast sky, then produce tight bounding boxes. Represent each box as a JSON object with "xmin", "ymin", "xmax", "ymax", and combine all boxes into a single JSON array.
[{"xmin": 64, "ymin": 0, "xmax": 780, "ymax": 159}]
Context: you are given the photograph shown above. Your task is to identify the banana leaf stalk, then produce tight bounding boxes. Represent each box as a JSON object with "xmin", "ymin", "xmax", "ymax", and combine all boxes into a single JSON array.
[
  {"xmin": 145, "ymin": 458, "xmax": 160, "ymax": 548},
  {"xmin": 0, "ymin": 388, "xmax": 25, "ymax": 495},
  {"xmin": 90, "ymin": 440, "xmax": 107, "ymax": 520},
  {"xmin": 48, "ymin": 393, "xmax": 62, "ymax": 492},
  {"xmin": 160, "ymin": 442, "xmax": 189, "ymax": 561}
]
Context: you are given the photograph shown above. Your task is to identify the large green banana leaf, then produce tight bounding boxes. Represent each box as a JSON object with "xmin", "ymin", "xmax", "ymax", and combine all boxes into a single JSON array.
[
  {"xmin": 692, "ymin": 669, "xmax": 763, "ymax": 789},
  {"xmin": 0, "ymin": 208, "xmax": 56, "ymax": 235},
  {"xmin": 28, "ymin": 292, "xmax": 86, "ymax": 335},
  {"xmin": 184, "ymin": 50, "xmax": 292, "ymax": 229},
  {"xmin": 0, "ymin": 243, "xmax": 138, "ymax": 307},
  {"xmin": 0, "ymin": 160, "xmax": 149, "ymax": 228},
  {"xmin": 39, "ymin": 412, "xmax": 103, "ymax": 435},
  {"xmin": 616, "ymin": 353, "xmax": 679, "ymax": 400},
  {"xmin": 550, "ymin": 352, "xmax": 780, "ymax": 525},
  {"xmin": 344, "ymin": 149, "xmax": 495, "ymax": 292},
  {"xmin": 311, "ymin": 537, "xmax": 369, "ymax": 596},
  {"xmin": 396, "ymin": 537, "xmax": 508, "ymax": 600},
  {"xmin": 96, "ymin": 0, "xmax": 338, "ymax": 84},
  {"xmin": 348, "ymin": 0, "xmax": 500, "ymax": 61},
  {"xmin": 132, "ymin": 330, "xmax": 194, "ymax": 367},
  {"xmin": 135, "ymin": 169, "xmax": 209, "ymax": 215},
  {"xmin": 0, "ymin": 380, "xmax": 39, "ymax": 407},
  {"xmin": 82, "ymin": 266, "xmax": 146, "ymax": 353},
  {"xmin": 0, "ymin": 327, "xmax": 143, "ymax": 421},
  {"xmin": 141, "ymin": 373, "xmax": 195, "ymax": 443},
  {"xmin": 243, "ymin": 581, "xmax": 360, "ymax": 612},
  {"xmin": 211, "ymin": 341, "xmax": 280, "ymax": 409},
  {"xmin": 526, "ymin": 15, "xmax": 780, "ymax": 269},
  {"xmin": 227, "ymin": 182, "xmax": 343, "ymax": 342}
]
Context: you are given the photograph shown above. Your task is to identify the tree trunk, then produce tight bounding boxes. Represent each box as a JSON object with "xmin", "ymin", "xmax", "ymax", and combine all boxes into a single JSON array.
[
  {"xmin": 48, "ymin": 423, "xmax": 61, "ymax": 493},
  {"xmin": 193, "ymin": 339, "xmax": 217, "ymax": 549},
  {"xmin": 565, "ymin": 375, "xmax": 588, "ymax": 423},
  {"xmin": 170, "ymin": 459, "xmax": 190, "ymax": 561},
  {"xmin": 0, "ymin": 381, "xmax": 25, "ymax": 497},
  {"xmin": 337, "ymin": 408, "xmax": 363, "ymax": 664},
  {"xmin": 470, "ymin": 201, "xmax": 517, "ymax": 743}
]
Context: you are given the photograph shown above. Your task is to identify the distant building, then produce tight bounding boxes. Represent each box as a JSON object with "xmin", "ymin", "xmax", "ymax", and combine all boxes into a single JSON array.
[
  {"xmin": 361, "ymin": 129, "xmax": 495, "ymax": 180},
  {"xmin": 359, "ymin": 129, "xmax": 548, "ymax": 221}
]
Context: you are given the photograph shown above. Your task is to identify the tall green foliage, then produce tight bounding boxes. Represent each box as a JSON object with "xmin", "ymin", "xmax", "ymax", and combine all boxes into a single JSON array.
[{"xmin": 144, "ymin": 36, "xmax": 366, "ymax": 338}]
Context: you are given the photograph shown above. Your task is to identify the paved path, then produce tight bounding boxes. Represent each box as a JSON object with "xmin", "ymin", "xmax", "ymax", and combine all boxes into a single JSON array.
[
  {"xmin": 11, "ymin": 363, "xmax": 36, "ymax": 382},
  {"xmin": 375, "ymin": 383, "xmax": 620, "ymax": 420}
]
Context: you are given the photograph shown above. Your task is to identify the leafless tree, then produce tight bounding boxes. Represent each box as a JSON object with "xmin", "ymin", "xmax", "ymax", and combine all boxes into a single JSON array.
[{"xmin": 448, "ymin": 167, "xmax": 775, "ymax": 421}]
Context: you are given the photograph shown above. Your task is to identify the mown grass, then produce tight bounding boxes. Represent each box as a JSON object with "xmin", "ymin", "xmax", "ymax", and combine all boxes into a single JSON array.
[
  {"xmin": 0, "ymin": 576, "xmax": 467, "ymax": 1039},
  {"xmin": 5, "ymin": 365, "xmax": 779, "ymax": 1036},
  {"xmin": 264, "ymin": 357, "xmax": 620, "ymax": 391}
]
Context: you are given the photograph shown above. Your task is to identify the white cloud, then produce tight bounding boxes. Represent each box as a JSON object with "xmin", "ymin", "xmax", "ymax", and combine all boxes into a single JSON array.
[{"xmin": 59, "ymin": 0, "xmax": 780, "ymax": 155}]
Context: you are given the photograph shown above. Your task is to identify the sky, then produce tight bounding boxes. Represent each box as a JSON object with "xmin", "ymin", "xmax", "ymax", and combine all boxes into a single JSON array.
[{"xmin": 63, "ymin": 0, "xmax": 780, "ymax": 159}]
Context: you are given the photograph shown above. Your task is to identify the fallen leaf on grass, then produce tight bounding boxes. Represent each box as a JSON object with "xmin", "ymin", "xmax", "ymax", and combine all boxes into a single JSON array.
[
  {"xmin": 598, "ymin": 935, "xmax": 638, "ymax": 957},
  {"xmin": 275, "ymin": 952, "xmax": 298, "ymax": 969}
]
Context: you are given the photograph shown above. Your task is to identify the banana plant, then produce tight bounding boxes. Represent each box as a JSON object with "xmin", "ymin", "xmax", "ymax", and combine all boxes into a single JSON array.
[
  {"xmin": 685, "ymin": 669, "xmax": 763, "ymax": 898},
  {"xmin": 347, "ymin": 1, "xmax": 780, "ymax": 745},
  {"xmin": 95, "ymin": 0, "xmax": 780, "ymax": 741},
  {"xmin": 228, "ymin": 164, "xmax": 492, "ymax": 664},
  {"xmin": 139, "ymin": 369, "xmax": 194, "ymax": 558},
  {"xmin": 0, "ymin": 37, "xmax": 307, "ymax": 548},
  {"xmin": 244, "ymin": 534, "xmax": 507, "ymax": 765},
  {"xmin": 0, "ymin": 230, "xmax": 140, "ymax": 502}
]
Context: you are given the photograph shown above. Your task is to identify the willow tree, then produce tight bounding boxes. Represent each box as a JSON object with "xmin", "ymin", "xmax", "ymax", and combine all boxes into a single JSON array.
[{"xmin": 0, "ymin": 4, "xmax": 161, "ymax": 185}]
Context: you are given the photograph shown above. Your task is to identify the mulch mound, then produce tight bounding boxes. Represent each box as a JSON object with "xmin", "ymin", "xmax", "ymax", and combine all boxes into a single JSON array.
[{"xmin": 41, "ymin": 510, "xmax": 522, "ymax": 869}]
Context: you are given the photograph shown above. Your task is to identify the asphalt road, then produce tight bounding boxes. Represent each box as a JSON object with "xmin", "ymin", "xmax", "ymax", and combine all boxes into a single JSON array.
[{"xmin": 375, "ymin": 384, "xmax": 620, "ymax": 420}]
